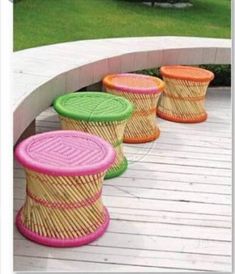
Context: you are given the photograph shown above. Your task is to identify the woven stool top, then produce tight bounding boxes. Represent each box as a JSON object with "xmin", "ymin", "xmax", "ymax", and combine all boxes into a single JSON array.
[
  {"xmin": 160, "ymin": 66, "xmax": 214, "ymax": 82},
  {"xmin": 54, "ymin": 92, "xmax": 133, "ymax": 122},
  {"xmin": 15, "ymin": 130, "xmax": 115, "ymax": 176},
  {"xmin": 103, "ymin": 73, "xmax": 164, "ymax": 94}
]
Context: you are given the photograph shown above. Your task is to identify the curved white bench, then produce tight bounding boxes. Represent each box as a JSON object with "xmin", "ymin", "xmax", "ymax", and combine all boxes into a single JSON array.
[{"xmin": 13, "ymin": 36, "xmax": 231, "ymax": 144}]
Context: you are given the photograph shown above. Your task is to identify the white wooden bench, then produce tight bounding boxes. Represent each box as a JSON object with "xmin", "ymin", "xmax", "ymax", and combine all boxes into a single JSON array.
[{"xmin": 13, "ymin": 36, "xmax": 231, "ymax": 144}]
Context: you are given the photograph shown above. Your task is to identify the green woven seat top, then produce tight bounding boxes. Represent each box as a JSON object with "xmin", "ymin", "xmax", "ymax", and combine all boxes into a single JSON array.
[{"xmin": 53, "ymin": 92, "xmax": 133, "ymax": 122}]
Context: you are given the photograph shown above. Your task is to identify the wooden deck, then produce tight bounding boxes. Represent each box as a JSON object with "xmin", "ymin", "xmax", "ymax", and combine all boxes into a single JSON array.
[{"xmin": 14, "ymin": 88, "xmax": 232, "ymax": 272}]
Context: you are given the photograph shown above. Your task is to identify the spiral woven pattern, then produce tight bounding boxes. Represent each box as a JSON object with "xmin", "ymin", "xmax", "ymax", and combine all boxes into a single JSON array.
[
  {"xmin": 15, "ymin": 131, "xmax": 115, "ymax": 176},
  {"xmin": 53, "ymin": 92, "xmax": 133, "ymax": 122}
]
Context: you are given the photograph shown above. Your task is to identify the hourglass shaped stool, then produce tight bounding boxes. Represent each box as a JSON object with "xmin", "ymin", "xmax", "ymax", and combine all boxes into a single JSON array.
[
  {"xmin": 53, "ymin": 92, "xmax": 133, "ymax": 179},
  {"xmin": 157, "ymin": 65, "xmax": 214, "ymax": 123},
  {"xmin": 15, "ymin": 130, "xmax": 115, "ymax": 247},
  {"xmin": 103, "ymin": 73, "xmax": 164, "ymax": 143}
]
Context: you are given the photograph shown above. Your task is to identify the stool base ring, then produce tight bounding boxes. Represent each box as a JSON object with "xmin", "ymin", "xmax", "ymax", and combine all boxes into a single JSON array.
[
  {"xmin": 16, "ymin": 207, "xmax": 110, "ymax": 247},
  {"xmin": 123, "ymin": 128, "xmax": 160, "ymax": 144},
  {"xmin": 105, "ymin": 157, "xmax": 128, "ymax": 179},
  {"xmin": 157, "ymin": 109, "xmax": 207, "ymax": 123}
]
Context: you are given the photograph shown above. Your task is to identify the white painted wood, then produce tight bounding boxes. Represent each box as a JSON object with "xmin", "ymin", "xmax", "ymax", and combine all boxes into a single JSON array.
[
  {"xmin": 103, "ymin": 196, "xmax": 231, "ymax": 217},
  {"xmin": 13, "ymin": 36, "xmax": 231, "ymax": 144},
  {"xmin": 14, "ymin": 255, "xmax": 203, "ymax": 272},
  {"xmin": 106, "ymin": 178, "xmax": 231, "ymax": 195},
  {"xmin": 14, "ymin": 229, "xmax": 231, "ymax": 257},
  {"xmin": 106, "ymin": 210, "xmax": 231, "ymax": 229},
  {"xmin": 14, "ymin": 88, "xmax": 231, "ymax": 271},
  {"xmin": 14, "ymin": 241, "xmax": 231, "ymax": 272}
]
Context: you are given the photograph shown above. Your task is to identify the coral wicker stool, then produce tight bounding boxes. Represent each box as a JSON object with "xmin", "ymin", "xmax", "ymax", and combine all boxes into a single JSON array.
[
  {"xmin": 53, "ymin": 92, "xmax": 133, "ymax": 179},
  {"xmin": 103, "ymin": 73, "xmax": 164, "ymax": 143},
  {"xmin": 15, "ymin": 130, "xmax": 115, "ymax": 247},
  {"xmin": 157, "ymin": 65, "xmax": 214, "ymax": 123}
]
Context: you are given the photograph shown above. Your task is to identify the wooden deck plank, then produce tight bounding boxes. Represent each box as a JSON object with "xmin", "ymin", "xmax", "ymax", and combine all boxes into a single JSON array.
[
  {"xmin": 14, "ymin": 255, "xmax": 205, "ymax": 272},
  {"xmin": 14, "ymin": 245, "xmax": 231, "ymax": 272},
  {"xmin": 14, "ymin": 88, "xmax": 232, "ymax": 272}
]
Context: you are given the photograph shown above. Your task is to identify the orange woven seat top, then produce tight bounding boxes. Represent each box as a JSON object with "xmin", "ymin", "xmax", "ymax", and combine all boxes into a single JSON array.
[
  {"xmin": 103, "ymin": 73, "xmax": 164, "ymax": 94},
  {"xmin": 160, "ymin": 66, "xmax": 214, "ymax": 82}
]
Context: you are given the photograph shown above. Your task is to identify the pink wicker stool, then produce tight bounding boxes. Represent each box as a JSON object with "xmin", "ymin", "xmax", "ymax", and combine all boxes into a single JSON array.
[{"xmin": 15, "ymin": 130, "xmax": 115, "ymax": 247}]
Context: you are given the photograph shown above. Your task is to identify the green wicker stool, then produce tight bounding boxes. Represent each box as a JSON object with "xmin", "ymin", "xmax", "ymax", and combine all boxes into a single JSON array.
[{"xmin": 53, "ymin": 92, "xmax": 133, "ymax": 179}]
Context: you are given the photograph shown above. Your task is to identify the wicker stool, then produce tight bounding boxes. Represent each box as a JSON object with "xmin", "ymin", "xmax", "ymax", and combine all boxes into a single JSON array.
[
  {"xmin": 53, "ymin": 92, "xmax": 133, "ymax": 179},
  {"xmin": 15, "ymin": 130, "xmax": 115, "ymax": 247},
  {"xmin": 103, "ymin": 73, "xmax": 164, "ymax": 143},
  {"xmin": 157, "ymin": 65, "xmax": 214, "ymax": 123}
]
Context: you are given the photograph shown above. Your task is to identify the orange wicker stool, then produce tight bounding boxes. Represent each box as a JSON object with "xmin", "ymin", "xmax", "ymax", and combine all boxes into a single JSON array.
[
  {"xmin": 157, "ymin": 66, "xmax": 214, "ymax": 123},
  {"xmin": 103, "ymin": 73, "xmax": 164, "ymax": 143}
]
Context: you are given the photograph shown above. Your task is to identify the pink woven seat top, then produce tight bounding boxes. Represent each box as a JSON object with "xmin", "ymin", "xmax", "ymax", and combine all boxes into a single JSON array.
[
  {"xmin": 103, "ymin": 73, "xmax": 165, "ymax": 94},
  {"xmin": 15, "ymin": 130, "xmax": 115, "ymax": 176}
]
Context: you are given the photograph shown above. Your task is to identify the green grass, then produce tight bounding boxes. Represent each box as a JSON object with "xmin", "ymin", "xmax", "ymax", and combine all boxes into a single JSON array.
[{"xmin": 14, "ymin": 0, "xmax": 231, "ymax": 51}]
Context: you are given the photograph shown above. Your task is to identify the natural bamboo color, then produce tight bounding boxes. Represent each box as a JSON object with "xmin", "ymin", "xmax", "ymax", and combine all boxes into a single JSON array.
[
  {"xmin": 158, "ymin": 66, "xmax": 214, "ymax": 123},
  {"xmin": 59, "ymin": 116, "xmax": 128, "ymax": 178},
  {"xmin": 19, "ymin": 169, "xmax": 107, "ymax": 239},
  {"xmin": 157, "ymin": 78, "xmax": 210, "ymax": 122},
  {"xmin": 105, "ymin": 88, "xmax": 161, "ymax": 143}
]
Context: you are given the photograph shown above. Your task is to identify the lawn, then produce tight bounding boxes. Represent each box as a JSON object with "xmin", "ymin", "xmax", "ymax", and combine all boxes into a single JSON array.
[{"xmin": 14, "ymin": 0, "xmax": 231, "ymax": 51}]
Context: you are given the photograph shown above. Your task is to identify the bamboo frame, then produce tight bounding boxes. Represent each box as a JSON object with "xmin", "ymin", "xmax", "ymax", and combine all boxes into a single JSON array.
[
  {"xmin": 18, "ymin": 169, "xmax": 108, "ymax": 241},
  {"xmin": 157, "ymin": 77, "xmax": 211, "ymax": 123},
  {"xmin": 59, "ymin": 116, "xmax": 128, "ymax": 178},
  {"xmin": 105, "ymin": 88, "xmax": 161, "ymax": 143}
]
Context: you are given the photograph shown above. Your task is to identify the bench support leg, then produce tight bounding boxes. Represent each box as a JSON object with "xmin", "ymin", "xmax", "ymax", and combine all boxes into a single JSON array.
[
  {"xmin": 15, "ymin": 120, "xmax": 36, "ymax": 146},
  {"xmin": 85, "ymin": 82, "xmax": 102, "ymax": 91}
]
